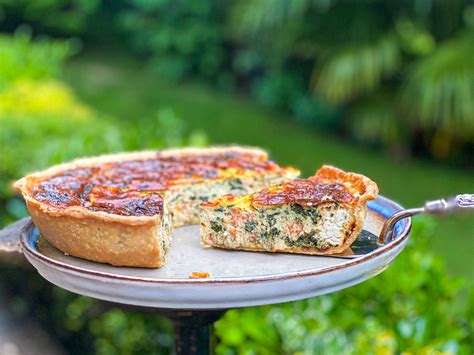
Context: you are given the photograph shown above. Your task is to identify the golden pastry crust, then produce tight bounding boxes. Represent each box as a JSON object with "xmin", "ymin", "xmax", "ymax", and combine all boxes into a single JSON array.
[
  {"xmin": 15, "ymin": 146, "xmax": 299, "ymax": 267},
  {"xmin": 312, "ymin": 165, "xmax": 379, "ymax": 204}
]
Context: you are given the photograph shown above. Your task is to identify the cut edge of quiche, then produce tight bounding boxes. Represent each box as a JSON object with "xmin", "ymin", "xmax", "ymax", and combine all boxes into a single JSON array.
[
  {"xmin": 14, "ymin": 146, "xmax": 299, "ymax": 267},
  {"xmin": 200, "ymin": 165, "xmax": 379, "ymax": 256}
]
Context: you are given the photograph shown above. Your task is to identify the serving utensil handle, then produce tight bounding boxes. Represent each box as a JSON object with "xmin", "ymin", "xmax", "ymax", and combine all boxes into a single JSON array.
[
  {"xmin": 424, "ymin": 194, "xmax": 474, "ymax": 213},
  {"xmin": 0, "ymin": 217, "xmax": 30, "ymax": 253},
  {"xmin": 379, "ymin": 194, "xmax": 473, "ymax": 244}
]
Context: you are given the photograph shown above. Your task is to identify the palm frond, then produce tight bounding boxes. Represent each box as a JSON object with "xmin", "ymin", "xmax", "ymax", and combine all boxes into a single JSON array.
[
  {"xmin": 312, "ymin": 34, "xmax": 401, "ymax": 103},
  {"xmin": 230, "ymin": 0, "xmax": 330, "ymax": 37},
  {"xmin": 399, "ymin": 31, "xmax": 474, "ymax": 138},
  {"xmin": 395, "ymin": 18, "xmax": 435, "ymax": 56}
]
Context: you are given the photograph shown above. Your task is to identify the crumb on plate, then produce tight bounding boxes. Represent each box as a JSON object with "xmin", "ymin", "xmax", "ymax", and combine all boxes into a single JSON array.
[{"xmin": 189, "ymin": 272, "xmax": 212, "ymax": 279}]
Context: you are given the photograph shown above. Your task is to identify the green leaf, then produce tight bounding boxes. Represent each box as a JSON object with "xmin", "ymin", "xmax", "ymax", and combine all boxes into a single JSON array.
[
  {"xmin": 313, "ymin": 34, "xmax": 401, "ymax": 103},
  {"xmin": 230, "ymin": 0, "xmax": 312, "ymax": 37},
  {"xmin": 399, "ymin": 30, "xmax": 474, "ymax": 138}
]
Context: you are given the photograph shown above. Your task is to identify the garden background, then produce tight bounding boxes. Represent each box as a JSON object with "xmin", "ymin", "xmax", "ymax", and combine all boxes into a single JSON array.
[{"xmin": 0, "ymin": 0, "xmax": 473, "ymax": 354}]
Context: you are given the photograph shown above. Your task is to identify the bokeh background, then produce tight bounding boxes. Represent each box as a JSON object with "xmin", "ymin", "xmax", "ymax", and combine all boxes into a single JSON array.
[{"xmin": 0, "ymin": 0, "xmax": 473, "ymax": 354}]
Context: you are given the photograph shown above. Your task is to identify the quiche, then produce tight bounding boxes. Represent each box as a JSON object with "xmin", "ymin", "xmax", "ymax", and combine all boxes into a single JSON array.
[
  {"xmin": 200, "ymin": 166, "xmax": 378, "ymax": 255},
  {"xmin": 15, "ymin": 146, "xmax": 299, "ymax": 267}
]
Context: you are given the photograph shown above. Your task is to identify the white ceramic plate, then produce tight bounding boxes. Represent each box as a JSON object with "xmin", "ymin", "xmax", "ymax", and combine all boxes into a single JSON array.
[{"xmin": 21, "ymin": 196, "xmax": 411, "ymax": 309}]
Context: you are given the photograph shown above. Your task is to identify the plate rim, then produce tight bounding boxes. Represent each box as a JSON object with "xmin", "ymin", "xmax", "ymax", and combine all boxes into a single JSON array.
[{"xmin": 20, "ymin": 195, "xmax": 411, "ymax": 285}]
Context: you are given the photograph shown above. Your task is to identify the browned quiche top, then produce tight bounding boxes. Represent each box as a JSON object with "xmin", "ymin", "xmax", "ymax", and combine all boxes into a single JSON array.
[
  {"xmin": 29, "ymin": 150, "xmax": 292, "ymax": 217},
  {"xmin": 251, "ymin": 179, "xmax": 354, "ymax": 207},
  {"xmin": 202, "ymin": 165, "xmax": 378, "ymax": 208}
]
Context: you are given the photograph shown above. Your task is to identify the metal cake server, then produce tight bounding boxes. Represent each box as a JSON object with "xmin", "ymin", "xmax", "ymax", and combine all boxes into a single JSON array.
[
  {"xmin": 379, "ymin": 193, "xmax": 474, "ymax": 244},
  {"xmin": 335, "ymin": 193, "xmax": 474, "ymax": 259}
]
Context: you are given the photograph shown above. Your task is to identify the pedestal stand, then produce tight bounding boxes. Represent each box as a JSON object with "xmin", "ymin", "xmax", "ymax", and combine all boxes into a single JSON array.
[{"xmin": 159, "ymin": 309, "xmax": 226, "ymax": 355}]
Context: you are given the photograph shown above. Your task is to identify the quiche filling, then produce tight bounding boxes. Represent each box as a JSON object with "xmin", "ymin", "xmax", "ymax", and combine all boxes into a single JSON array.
[{"xmin": 200, "ymin": 165, "xmax": 378, "ymax": 256}]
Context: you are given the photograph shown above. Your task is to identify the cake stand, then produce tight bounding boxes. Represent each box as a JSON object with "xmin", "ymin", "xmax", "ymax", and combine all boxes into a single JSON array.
[{"xmin": 2, "ymin": 196, "xmax": 412, "ymax": 354}]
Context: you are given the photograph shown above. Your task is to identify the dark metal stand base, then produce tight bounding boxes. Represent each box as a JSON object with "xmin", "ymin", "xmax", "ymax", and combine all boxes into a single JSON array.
[{"xmin": 159, "ymin": 309, "xmax": 226, "ymax": 355}]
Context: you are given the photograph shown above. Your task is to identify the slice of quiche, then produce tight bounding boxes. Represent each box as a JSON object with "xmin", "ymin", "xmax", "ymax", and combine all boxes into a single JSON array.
[
  {"xmin": 200, "ymin": 166, "xmax": 378, "ymax": 255},
  {"xmin": 15, "ymin": 146, "xmax": 299, "ymax": 267}
]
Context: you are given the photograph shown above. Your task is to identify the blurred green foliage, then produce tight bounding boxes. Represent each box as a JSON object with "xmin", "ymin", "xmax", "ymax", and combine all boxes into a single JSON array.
[
  {"xmin": 229, "ymin": 0, "xmax": 474, "ymax": 162},
  {"xmin": 0, "ymin": 0, "xmax": 99, "ymax": 33},
  {"xmin": 118, "ymin": 0, "xmax": 228, "ymax": 84},
  {"xmin": 0, "ymin": 29, "xmax": 74, "ymax": 88},
  {"xmin": 1, "ymin": 0, "xmax": 473, "ymax": 163}
]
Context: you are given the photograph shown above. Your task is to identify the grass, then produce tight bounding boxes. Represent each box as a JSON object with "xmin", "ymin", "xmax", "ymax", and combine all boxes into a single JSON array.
[{"xmin": 63, "ymin": 48, "xmax": 473, "ymax": 283}]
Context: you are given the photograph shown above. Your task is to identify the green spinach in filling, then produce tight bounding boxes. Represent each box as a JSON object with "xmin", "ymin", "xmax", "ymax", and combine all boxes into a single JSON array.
[
  {"xmin": 291, "ymin": 204, "xmax": 320, "ymax": 224},
  {"xmin": 284, "ymin": 233, "xmax": 324, "ymax": 248},
  {"xmin": 210, "ymin": 220, "xmax": 223, "ymax": 233},
  {"xmin": 244, "ymin": 221, "xmax": 257, "ymax": 232}
]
